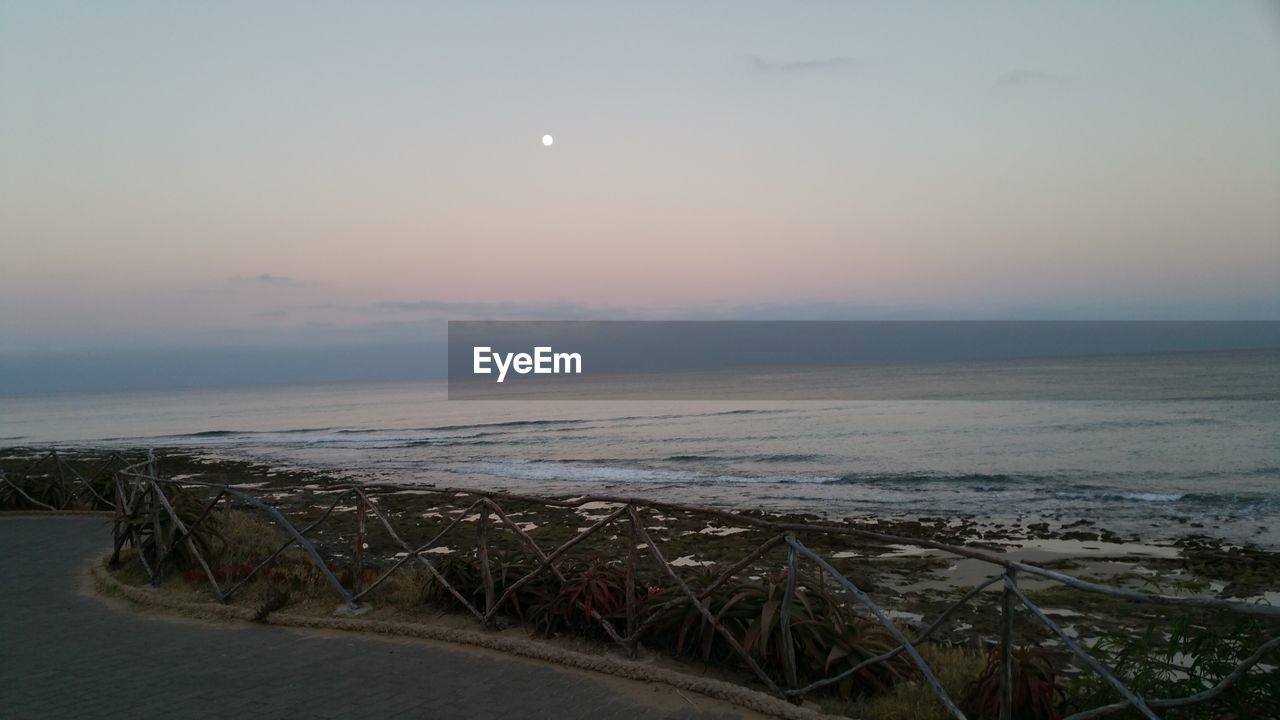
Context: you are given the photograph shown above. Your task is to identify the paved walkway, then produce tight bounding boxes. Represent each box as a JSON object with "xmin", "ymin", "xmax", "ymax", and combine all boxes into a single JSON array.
[{"xmin": 1, "ymin": 517, "xmax": 753, "ymax": 719}]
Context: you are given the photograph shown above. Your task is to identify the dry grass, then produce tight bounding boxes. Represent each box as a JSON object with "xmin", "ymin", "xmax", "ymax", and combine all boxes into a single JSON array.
[
  {"xmin": 832, "ymin": 644, "xmax": 984, "ymax": 720},
  {"xmin": 174, "ymin": 509, "xmax": 438, "ymax": 614},
  {"xmin": 216, "ymin": 510, "xmax": 287, "ymax": 564}
]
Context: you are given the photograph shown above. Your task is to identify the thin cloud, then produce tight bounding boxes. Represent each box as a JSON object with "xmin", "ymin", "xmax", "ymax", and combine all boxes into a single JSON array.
[
  {"xmin": 311, "ymin": 299, "xmax": 631, "ymax": 321},
  {"xmin": 232, "ymin": 273, "xmax": 297, "ymax": 287},
  {"xmin": 781, "ymin": 57, "xmax": 851, "ymax": 73},
  {"xmin": 997, "ymin": 69, "xmax": 1067, "ymax": 89},
  {"xmin": 369, "ymin": 299, "xmax": 597, "ymax": 319},
  {"xmin": 750, "ymin": 55, "xmax": 852, "ymax": 74},
  {"xmin": 314, "ymin": 298, "xmax": 980, "ymax": 322}
]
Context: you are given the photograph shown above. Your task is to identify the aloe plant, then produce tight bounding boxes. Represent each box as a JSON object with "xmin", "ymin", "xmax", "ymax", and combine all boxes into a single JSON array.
[
  {"xmin": 423, "ymin": 551, "xmax": 559, "ymax": 623},
  {"xmin": 557, "ymin": 559, "xmax": 629, "ymax": 623},
  {"xmin": 113, "ymin": 483, "xmax": 221, "ymax": 576},
  {"xmin": 960, "ymin": 646, "xmax": 1065, "ymax": 720},
  {"xmin": 656, "ymin": 570, "xmax": 914, "ymax": 697},
  {"xmin": 0, "ymin": 473, "xmax": 74, "ymax": 510},
  {"xmin": 822, "ymin": 614, "xmax": 915, "ymax": 697}
]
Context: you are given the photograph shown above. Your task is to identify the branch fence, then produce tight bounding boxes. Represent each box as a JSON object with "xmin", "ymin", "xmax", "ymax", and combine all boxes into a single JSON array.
[{"xmin": 4, "ymin": 449, "xmax": 1278, "ymax": 720}]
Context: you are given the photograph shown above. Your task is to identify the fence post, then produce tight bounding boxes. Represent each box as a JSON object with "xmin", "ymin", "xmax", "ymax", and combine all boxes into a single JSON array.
[
  {"xmin": 780, "ymin": 533, "xmax": 801, "ymax": 701},
  {"xmin": 148, "ymin": 480, "xmax": 165, "ymax": 586},
  {"xmin": 352, "ymin": 491, "xmax": 366, "ymax": 597},
  {"xmin": 626, "ymin": 505, "xmax": 639, "ymax": 655},
  {"xmin": 109, "ymin": 472, "xmax": 127, "ymax": 566},
  {"xmin": 223, "ymin": 491, "xmax": 233, "ymax": 593},
  {"xmin": 52, "ymin": 451, "xmax": 68, "ymax": 506},
  {"xmin": 1000, "ymin": 569, "xmax": 1017, "ymax": 720},
  {"xmin": 477, "ymin": 505, "xmax": 494, "ymax": 618}
]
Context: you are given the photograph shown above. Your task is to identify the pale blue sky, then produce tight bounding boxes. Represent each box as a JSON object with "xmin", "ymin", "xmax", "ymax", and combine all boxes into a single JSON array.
[{"xmin": 1, "ymin": 2, "xmax": 1278, "ymax": 389}]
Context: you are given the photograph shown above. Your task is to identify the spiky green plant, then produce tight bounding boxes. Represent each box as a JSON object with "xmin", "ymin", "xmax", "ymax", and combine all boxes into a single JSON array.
[
  {"xmin": 1063, "ymin": 611, "xmax": 1280, "ymax": 720},
  {"xmin": 421, "ymin": 550, "xmax": 561, "ymax": 626},
  {"xmin": 113, "ymin": 484, "xmax": 221, "ymax": 576},
  {"xmin": 822, "ymin": 613, "xmax": 916, "ymax": 697},
  {"xmin": 0, "ymin": 473, "xmax": 74, "ymax": 510},
  {"xmin": 557, "ymin": 559, "xmax": 629, "ymax": 624},
  {"xmin": 655, "ymin": 570, "xmax": 914, "ymax": 697},
  {"xmin": 960, "ymin": 646, "xmax": 1065, "ymax": 720}
]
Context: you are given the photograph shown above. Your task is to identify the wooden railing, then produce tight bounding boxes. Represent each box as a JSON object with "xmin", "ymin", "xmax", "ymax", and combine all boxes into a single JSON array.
[{"xmin": 5, "ymin": 449, "xmax": 1278, "ymax": 719}]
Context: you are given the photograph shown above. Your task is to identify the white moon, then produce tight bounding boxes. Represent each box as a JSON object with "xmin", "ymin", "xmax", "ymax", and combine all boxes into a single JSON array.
[{"xmin": 541, "ymin": 134, "xmax": 554, "ymax": 147}]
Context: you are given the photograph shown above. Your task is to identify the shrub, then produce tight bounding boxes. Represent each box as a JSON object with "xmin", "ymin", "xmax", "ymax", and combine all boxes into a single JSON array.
[
  {"xmin": 822, "ymin": 614, "xmax": 916, "ymax": 697},
  {"xmin": 960, "ymin": 646, "xmax": 1065, "ymax": 720},
  {"xmin": 421, "ymin": 551, "xmax": 561, "ymax": 626},
  {"xmin": 556, "ymin": 559, "xmax": 629, "ymax": 624},
  {"xmin": 0, "ymin": 473, "xmax": 74, "ymax": 510},
  {"xmin": 113, "ymin": 484, "xmax": 222, "ymax": 575},
  {"xmin": 421, "ymin": 552, "xmax": 485, "ymax": 608},
  {"xmin": 0, "ymin": 454, "xmax": 117, "ymax": 511},
  {"xmin": 844, "ymin": 644, "xmax": 986, "ymax": 720},
  {"xmin": 655, "ymin": 570, "xmax": 915, "ymax": 698},
  {"xmin": 1063, "ymin": 612, "xmax": 1280, "ymax": 719}
]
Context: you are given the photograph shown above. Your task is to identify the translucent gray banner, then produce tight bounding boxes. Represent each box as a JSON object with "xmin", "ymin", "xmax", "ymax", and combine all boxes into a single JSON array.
[{"xmin": 447, "ymin": 321, "xmax": 1280, "ymax": 400}]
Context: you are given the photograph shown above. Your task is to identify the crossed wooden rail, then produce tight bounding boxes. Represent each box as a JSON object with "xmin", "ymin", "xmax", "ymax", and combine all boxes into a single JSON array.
[
  {"xmin": 6, "ymin": 449, "xmax": 1278, "ymax": 720},
  {"xmin": 0, "ymin": 449, "xmax": 123, "ymax": 511}
]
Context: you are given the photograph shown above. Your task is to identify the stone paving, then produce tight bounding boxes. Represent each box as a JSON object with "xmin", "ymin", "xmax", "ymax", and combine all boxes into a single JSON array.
[{"xmin": 0, "ymin": 517, "xmax": 753, "ymax": 719}]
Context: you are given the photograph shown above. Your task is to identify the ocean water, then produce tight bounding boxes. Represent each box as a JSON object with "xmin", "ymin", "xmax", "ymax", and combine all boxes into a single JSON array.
[{"xmin": 3, "ymin": 351, "xmax": 1278, "ymax": 547}]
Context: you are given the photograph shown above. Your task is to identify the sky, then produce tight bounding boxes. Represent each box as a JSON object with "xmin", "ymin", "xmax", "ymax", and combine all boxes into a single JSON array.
[{"xmin": 1, "ymin": 2, "xmax": 1279, "ymax": 390}]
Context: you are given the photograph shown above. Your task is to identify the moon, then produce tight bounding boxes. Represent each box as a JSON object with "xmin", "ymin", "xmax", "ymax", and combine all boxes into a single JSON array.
[{"xmin": 541, "ymin": 134, "xmax": 554, "ymax": 147}]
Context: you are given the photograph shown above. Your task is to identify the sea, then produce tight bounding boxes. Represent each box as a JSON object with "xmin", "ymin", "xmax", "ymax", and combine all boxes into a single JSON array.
[{"xmin": 3, "ymin": 350, "xmax": 1278, "ymax": 548}]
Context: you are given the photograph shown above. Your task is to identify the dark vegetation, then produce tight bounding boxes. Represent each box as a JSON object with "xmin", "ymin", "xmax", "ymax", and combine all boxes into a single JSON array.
[
  {"xmin": 0, "ymin": 449, "xmax": 117, "ymax": 511},
  {"xmin": 961, "ymin": 648, "xmax": 1065, "ymax": 720}
]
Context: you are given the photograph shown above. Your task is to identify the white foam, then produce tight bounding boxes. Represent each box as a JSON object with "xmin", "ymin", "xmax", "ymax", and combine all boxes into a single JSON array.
[
  {"xmin": 1120, "ymin": 492, "xmax": 1184, "ymax": 502},
  {"xmin": 699, "ymin": 526, "xmax": 750, "ymax": 537}
]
